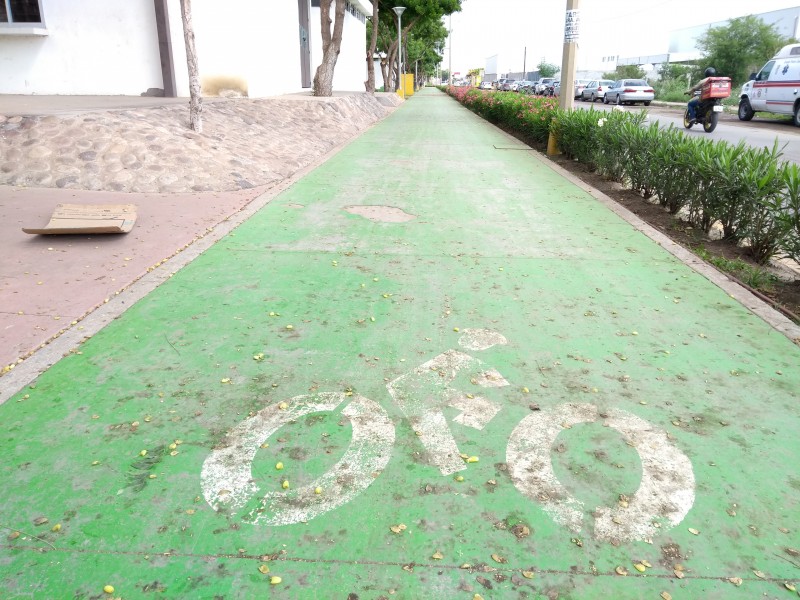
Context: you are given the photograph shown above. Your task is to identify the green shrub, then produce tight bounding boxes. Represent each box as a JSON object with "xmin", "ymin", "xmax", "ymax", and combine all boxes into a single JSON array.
[
  {"xmin": 550, "ymin": 107, "xmax": 605, "ymax": 167},
  {"xmin": 593, "ymin": 110, "xmax": 645, "ymax": 183},
  {"xmin": 778, "ymin": 163, "xmax": 800, "ymax": 263},
  {"xmin": 620, "ymin": 120, "xmax": 660, "ymax": 198},
  {"xmin": 652, "ymin": 78, "xmax": 689, "ymax": 103}
]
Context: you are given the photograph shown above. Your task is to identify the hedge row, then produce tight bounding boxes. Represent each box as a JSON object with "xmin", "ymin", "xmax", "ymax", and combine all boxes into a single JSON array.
[{"xmin": 444, "ymin": 86, "xmax": 800, "ymax": 266}]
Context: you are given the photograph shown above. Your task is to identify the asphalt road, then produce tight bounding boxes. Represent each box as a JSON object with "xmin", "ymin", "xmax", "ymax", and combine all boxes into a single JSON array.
[{"xmin": 575, "ymin": 99, "xmax": 800, "ymax": 164}]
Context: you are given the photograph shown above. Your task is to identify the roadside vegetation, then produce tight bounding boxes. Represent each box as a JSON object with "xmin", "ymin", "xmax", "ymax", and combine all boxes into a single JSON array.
[{"xmin": 443, "ymin": 85, "xmax": 800, "ymax": 320}]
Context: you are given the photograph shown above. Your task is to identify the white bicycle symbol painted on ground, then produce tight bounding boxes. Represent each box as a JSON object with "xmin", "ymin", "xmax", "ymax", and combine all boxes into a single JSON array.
[{"xmin": 201, "ymin": 328, "xmax": 695, "ymax": 542}]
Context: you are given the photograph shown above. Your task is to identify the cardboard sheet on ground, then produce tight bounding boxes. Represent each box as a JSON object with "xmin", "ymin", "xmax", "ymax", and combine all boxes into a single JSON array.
[{"xmin": 22, "ymin": 204, "xmax": 137, "ymax": 235}]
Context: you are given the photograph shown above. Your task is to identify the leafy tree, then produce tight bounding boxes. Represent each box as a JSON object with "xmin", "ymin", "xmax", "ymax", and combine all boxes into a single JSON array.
[
  {"xmin": 697, "ymin": 15, "xmax": 794, "ymax": 86},
  {"xmin": 536, "ymin": 61, "xmax": 559, "ymax": 78},
  {"xmin": 601, "ymin": 64, "xmax": 646, "ymax": 80},
  {"xmin": 658, "ymin": 62, "xmax": 694, "ymax": 83},
  {"xmin": 369, "ymin": 0, "xmax": 461, "ymax": 92},
  {"xmin": 405, "ymin": 16, "xmax": 449, "ymax": 85}
]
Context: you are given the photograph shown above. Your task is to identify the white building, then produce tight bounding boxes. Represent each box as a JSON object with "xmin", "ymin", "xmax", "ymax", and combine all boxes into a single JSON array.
[
  {"xmin": 615, "ymin": 7, "xmax": 800, "ymax": 76},
  {"xmin": 0, "ymin": 0, "xmax": 371, "ymax": 97},
  {"xmin": 669, "ymin": 6, "xmax": 800, "ymax": 57}
]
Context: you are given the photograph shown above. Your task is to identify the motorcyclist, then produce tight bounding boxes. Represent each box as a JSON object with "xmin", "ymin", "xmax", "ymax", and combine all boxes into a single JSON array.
[{"xmin": 685, "ymin": 67, "xmax": 716, "ymax": 123}]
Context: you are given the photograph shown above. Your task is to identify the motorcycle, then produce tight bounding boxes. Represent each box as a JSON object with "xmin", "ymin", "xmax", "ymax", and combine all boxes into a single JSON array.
[{"xmin": 683, "ymin": 77, "xmax": 732, "ymax": 133}]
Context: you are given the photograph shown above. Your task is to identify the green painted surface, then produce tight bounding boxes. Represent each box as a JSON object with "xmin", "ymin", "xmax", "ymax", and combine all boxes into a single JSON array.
[{"xmin": 2, "ymin": 88, "xmax": 799, "ymax": 599}]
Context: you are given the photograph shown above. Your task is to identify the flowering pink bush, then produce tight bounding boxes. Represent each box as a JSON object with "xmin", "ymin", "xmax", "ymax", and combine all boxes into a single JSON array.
[{"xmin": 444, "ymin": 86, "xmax": 557, "ymax": 144}]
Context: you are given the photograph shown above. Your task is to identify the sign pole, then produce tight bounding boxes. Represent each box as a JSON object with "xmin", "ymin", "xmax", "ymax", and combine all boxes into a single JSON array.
[
  {"xmin": 548, "ymin": 0, "xmax": 580, "ymax": 155},
  {"xmin": 560, "ymin": 0, "xmax": 579, "ymax": 110}
]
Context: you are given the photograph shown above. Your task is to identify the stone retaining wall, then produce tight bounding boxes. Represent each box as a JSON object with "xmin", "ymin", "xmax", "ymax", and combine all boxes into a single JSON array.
[{"xmin": 0, "ymin": 93, "xmax": 401, "ymax": 193}]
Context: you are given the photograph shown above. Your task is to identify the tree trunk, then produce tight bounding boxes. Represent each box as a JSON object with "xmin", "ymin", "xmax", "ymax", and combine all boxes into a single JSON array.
[
  {"xmin": 380, "ymin": 56, "xmax": 389, "ymax": 91},
  {"xmin": 179, "ymin": 0, "xmax": 202, "ymax": 132},
  {"xmin": 386, "ymin": 43, "xmax": 398, "ymax": 91},
  {"xmin": 364, "ymin": 1, "xmax": 378, "ymax": 93},
  {"xmin": 313, "ymin": 0, "xmax": 346, "ymax": 97}
]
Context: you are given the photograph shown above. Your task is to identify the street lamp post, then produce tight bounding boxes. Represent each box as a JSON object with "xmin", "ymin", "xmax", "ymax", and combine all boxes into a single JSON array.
[{"xmin": 393, "ymin": 6, "xmax": 406, "ymax": 97}]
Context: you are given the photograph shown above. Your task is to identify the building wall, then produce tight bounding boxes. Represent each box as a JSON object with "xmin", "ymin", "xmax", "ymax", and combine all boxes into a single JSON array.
[
  {"xmin": 1, "ymin": 0, "xmax": 370, "ymax": 97},
  {"xmin": 0, "ymin": 0, "xmax": 163, "ymax": 95},
  {"xmin": 181, "ymin": 0, "xmax": 306, "ymax": 98}
]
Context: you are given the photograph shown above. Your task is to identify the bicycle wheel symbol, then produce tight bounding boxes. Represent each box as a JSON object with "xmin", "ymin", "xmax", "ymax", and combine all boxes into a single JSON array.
[
  {"xmin": 201, "ymin": 392, "xmax": 395, "ymax": 526},
  {"xmin": 507, "ymin": 402, "xmax": 695, "ymax": 542}
]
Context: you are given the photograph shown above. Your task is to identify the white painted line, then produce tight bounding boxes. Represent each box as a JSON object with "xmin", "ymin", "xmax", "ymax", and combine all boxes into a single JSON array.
[{"xmin": 506, "ymin": 402, "xmax": 695, "ymax": 542}]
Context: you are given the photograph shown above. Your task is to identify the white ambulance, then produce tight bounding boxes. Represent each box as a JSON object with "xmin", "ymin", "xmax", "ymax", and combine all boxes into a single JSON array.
[{"xmin": 738, "ymin": 43, "xmax": 800, "ymax": 125}]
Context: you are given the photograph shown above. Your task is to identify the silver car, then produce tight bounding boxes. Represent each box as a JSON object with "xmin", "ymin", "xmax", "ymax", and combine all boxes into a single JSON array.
[
  {"xmin": 573, "ymin": 79, "xmax": 591, "ymax": 99},
  {"xmin": 580, "ymin": 79, "xmax": 614, "ymax": 102},
  {"xmin": 603, "ymin": 79, "xmax": 655, "ymax": 106}
]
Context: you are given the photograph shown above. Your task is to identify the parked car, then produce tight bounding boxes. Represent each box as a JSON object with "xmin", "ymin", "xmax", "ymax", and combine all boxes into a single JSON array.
[
  {"xmin": 573, "ymin": 79, "xmax": 591, "ymax": 99},
  {"xmin": 534, "ymin": 77, "xmax": 555, "ymax": 94},
  {"xmin": 516, "ymin": 80, "xmax": 535, "ymax": 93},
  {"xmin": 479, "ymin": 80, "xmax": 493, "ymax": 90},
  {"xmin": 603, "ymin": 79, "xmax": 655, "ymax": 105},
  {"xmin": 496, "ymin": 78, "xmax": 512, "ymax": 91},
  {"xmin": 580, "ymin": 79, "xmax": 614, "ymax": 102},
  {"xmin": 545, "ymin": 81, "xmax": 560, "ymax": 96}
]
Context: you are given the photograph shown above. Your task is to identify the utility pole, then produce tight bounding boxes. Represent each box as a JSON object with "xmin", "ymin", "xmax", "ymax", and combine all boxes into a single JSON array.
[
  {"xmin": 549, "ymin": 0, "xmax": 580, "ymax": 155},
  {"xmin": 559, "ymin": 0, "xmax": 579, "ymax": 110},
  {"xmin": 523, "ymin": 46, "xmax": 526, "ymax": 80}
]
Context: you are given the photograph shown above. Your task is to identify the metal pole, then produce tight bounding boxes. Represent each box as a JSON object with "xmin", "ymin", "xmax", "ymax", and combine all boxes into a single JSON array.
[
  {"xmin": 393, "ymin": 7, "xmax": 406, "ymax": 97},
  {"xmin": 448, "ymin": 14, "xmax": 452, "ymax": 84}
]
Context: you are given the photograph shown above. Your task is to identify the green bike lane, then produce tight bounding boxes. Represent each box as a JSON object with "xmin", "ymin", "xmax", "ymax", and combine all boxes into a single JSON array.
[{"xmin": 2, "ymin": 87, "xmax": 799, "ymax": 599}]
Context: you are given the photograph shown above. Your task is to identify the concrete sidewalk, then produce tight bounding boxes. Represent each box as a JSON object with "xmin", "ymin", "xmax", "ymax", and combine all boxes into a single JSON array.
[{"xmin": 1, "ymin": 88, "xmax": 799, "ymax": 599}]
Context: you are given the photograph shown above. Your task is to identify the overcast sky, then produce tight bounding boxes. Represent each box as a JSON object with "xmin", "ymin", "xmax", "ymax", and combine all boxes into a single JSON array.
[{"xmin": 444, "ymin": 0, "xmax": 800, "ymax": 75}]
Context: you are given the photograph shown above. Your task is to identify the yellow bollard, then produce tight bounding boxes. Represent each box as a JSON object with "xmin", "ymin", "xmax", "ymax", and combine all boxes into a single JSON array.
[{"xmin": 546, "ymin": 131, "xmax": 560, "ymax": 156}]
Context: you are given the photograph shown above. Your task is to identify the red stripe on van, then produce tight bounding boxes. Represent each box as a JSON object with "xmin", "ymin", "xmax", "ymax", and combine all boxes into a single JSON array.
[{"xmin": 753, "ymin": 81, "xmax": 800, "ymax": 87}]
